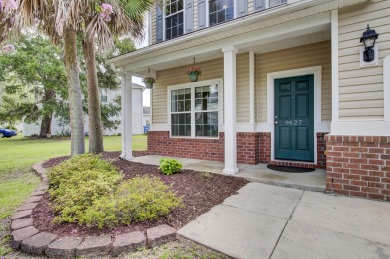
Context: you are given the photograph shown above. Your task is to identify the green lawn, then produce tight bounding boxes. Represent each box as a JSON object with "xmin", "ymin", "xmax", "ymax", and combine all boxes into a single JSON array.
[{"xmin": 0, "ymin": 134, "xmax": 146, "ymax": 255}]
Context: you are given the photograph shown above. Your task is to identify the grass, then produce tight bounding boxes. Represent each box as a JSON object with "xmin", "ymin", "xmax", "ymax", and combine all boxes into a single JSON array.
[{"xmin": 0, "ymin": 134, "xmax": 146, "ymax": 256}]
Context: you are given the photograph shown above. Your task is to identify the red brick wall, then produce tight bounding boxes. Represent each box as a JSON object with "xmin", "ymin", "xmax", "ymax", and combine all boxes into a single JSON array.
[
  {"xmin": 147, "ymin": 131, "xmax": 260, "ymax": 164},
  {"xmin": 259, "ymin": 133, "xmax": 271, "ymax": 163},
  {"xmin": 237, "ymin": 133, "xmax": 260, "ymax": 164},
  {"xmin": 317, "ymin": 132, "xmax": 327, "ymax": 168},
  {"xmin": 148, "ymin": 131, "xmax": 328, "ymax": 168},
  {"xmin": 325, "ymin": 135, "xmax": 390, "ymax": 201}
]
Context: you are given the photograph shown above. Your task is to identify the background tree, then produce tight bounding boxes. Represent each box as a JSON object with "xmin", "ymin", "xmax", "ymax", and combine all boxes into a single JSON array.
[
  {"xmin": 0, "ymin": 33, "xmax": 67, "ymax": 137},
  {"xmin": 0, "ymin": 32, "xmax": 135, "ymax": 136}
]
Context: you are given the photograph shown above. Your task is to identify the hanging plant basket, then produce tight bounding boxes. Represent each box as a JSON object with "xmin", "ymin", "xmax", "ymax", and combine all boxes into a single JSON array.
[
  {"xmin": 185, "ymin": 67, "xmax": 202, "ymax": 82},
  {"xmin": 143, "ymin": 77, "xmax": 156, "ymax": 89},
  {"xmin": 189, "ymin": 73, "xmax": 199, "ymax": 82}
]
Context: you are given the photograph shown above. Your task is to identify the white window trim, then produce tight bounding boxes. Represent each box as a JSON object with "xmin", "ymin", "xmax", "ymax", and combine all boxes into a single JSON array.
[
  {"xmin": 206, "ymin": 0, "xmax": 237, "ymax": 27},
  {"xmin": 163, "ymin": 0, "xmax": 185, "ymax": 41},
  {"xmin": 167, "ymin": 78, "xmax": 224, "ymax": 139},
  {"xmin": 267, "ymin": 66, "xmax": 322, "ymax": 165}
]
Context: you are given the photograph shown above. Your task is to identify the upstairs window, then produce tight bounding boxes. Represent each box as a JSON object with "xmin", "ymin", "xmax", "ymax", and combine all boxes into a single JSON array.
[
  {"xmin": 165, "ymin": 0, "xmax": 184, "ymax": 40},
  {"xmin": 209, "ymin": 0, "xmax": 234, "ymax": 26}
]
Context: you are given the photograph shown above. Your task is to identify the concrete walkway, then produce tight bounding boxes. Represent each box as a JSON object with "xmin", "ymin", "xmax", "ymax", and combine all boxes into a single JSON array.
[
  {"xmin": 132, "ymin": 155, "xmax": 326, "ymax": 192},
  {"xmin": 178, "ymin": 183, "xmax": 390, "ymax": 259}
]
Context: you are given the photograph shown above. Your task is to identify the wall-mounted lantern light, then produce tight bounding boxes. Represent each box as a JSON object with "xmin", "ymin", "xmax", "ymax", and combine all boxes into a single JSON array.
[{"xmin": 360, "ymin": 24, "xmax": 379, "ymax": 62}]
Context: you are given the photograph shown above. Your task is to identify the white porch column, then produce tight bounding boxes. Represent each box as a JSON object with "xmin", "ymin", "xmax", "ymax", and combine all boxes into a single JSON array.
[
  {"xmin": 120, "ymin": 72, "xmax": 134, "ymax": 160},
  {"xmin": 120, "ymin": 72, "xmax": 127, "ymax": 158},
  {"xmin": 222, "ymin": 46, "xmax": 239, "ymax": 175},
  {"xmin": 249, "ymin": 50, "xmax": 255, "ymax": 129},
  {"xmin": 331, "ymin": 9, "xmax": 339, "ymax": 125},
  {"xmin": 124, "ymin": 72, "xmax": 134, "ymax": 160}
]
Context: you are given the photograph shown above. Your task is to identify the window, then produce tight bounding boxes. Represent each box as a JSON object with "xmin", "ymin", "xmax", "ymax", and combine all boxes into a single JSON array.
[
  {"xmin": 165, "ymin": 0, "xmax": 184, "ymax": 40},
  {"xmin": 170, "ymin": 81, "xmax": 221, "ymax": 138},
  {"xmin": 100, "ymin": 89, "xmax": 108, "ymax": 103},
  {"xmin": 209, "ymin": 0, "xmax": 234, "ymax": 26}
]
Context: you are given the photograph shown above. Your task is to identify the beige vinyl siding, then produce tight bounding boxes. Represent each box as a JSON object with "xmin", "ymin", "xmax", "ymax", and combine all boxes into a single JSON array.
[
  {"xmin": 237, "ymin": 53, "xmax": 250, "ymax": 123},
  {"xmin": 193, "ymin": 0, "xmax": 198, "ymax": 31},
  {"xmin": 152, "ymin": 53, "xmax": 249, "ymax": 124},
  {"xmin": 255, "ymin": 41, "xmax": 331, "ymax": 123},
  {"xmin": 248, "ymin": 0, "xmax": 254, "ymax": 14},
  {"xmin": 338, "ymin": 0, "xmax": 390, "ymax": 120}
]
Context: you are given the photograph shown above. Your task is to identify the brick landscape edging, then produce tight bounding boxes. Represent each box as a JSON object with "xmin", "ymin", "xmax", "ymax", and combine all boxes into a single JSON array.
[{"xmin": 10, "ymin": 161, "xmax": 177, "ymax": 258}]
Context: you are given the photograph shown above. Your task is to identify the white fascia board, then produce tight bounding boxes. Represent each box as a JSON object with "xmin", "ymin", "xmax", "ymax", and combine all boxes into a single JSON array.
[
  {"xmin": 123, "ymin": 13, "xmax": 331, "ymax": 72},
  {"xmin": 108, "ymin": 0, "xmax": 368, "ymax": 67}
]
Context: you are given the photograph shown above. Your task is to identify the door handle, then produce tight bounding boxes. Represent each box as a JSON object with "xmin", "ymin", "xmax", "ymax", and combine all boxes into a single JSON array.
[{"xmin": 275, "ymin": 121, "xmax": 278, "ymax": 125}]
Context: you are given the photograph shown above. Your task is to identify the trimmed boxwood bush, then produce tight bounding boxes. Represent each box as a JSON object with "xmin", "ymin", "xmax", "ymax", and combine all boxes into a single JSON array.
[{"xmin": 47, "ymin": 154, "xmax": 183, "ymax": 228}]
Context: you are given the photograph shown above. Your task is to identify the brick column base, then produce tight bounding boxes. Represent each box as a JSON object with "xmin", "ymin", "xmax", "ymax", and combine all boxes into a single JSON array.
[{"xmin": 325, "ymin": 135, "xmax": 390, "ymax": 201}]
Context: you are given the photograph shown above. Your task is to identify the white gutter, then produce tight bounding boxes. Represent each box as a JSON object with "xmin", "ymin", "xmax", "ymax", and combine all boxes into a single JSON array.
[{"xmin": 108, "ymin": 0, "xmax": 368, "ymax": 67}]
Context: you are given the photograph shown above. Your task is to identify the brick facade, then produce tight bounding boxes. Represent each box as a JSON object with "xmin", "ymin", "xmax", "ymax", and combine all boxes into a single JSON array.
[
  {"xmin": 325, "ymin": 135, "xmax": 390, "ymax": 201},
  {"xmin": 148, "ymin": 131, "xmax": 328, "ymax": 168},
  {"xmin": 147, "ymin": 131, "xmax": 261, "ymax": 164}
]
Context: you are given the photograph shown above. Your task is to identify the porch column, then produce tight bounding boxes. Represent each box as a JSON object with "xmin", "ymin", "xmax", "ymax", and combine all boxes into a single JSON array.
[
  {"xmin": 222, "ymin": 46, "xmax": 239, "ymax": 175},
  {"xmin": 331, "ymin": 9, "xmax": 339, "ymax": 125},
  {"xmin": 120, "ymin": 71, "xmax": 134, "ymax": 160},
  {"xmin": 249, "ymin": 50, "xmax": 255, "ymax": 128}
]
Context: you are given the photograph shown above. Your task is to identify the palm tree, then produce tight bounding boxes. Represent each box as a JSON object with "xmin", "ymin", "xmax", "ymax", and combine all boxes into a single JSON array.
[
  {"xmin": 81, "ymin": 0, "xmax": 151, "ymax": 154},
  {"xmin": 1, "ymin": 0, "xmax": 150, "ymax": 156}
]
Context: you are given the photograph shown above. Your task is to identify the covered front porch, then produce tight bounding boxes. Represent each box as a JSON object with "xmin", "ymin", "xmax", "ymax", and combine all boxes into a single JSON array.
[
  {"xmin": 107, "ymin": 3, "xmax": 348, "ymax": 175},
  {"xmin": 132, "ymin": 155, "xmax": 326, "ymax": 192}
]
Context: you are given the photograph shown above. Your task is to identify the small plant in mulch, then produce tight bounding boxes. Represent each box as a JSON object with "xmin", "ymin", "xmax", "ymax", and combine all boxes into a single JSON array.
[
  {"xmin": 159, "ymin": 158, "xmax": 183, "ymax": 175},
  {"xmin": 47, "ymin": 154, "xmax": 183, "ymax": 228},
  {"xmin": 201, "ymin": 172, "xmax": 213, "ymax": 179}
]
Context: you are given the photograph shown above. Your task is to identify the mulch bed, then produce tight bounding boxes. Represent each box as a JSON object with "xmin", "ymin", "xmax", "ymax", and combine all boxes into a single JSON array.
[{"xmin": 34, "ymin": 152, "xmax": 248, "ymax": 238}]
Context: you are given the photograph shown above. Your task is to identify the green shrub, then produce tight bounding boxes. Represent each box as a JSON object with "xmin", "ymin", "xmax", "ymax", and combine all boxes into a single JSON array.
[
  {"xmin": 80, "ymin": 176, "xmax": 184, "ymax": 228},
  {"xmin": 49, "ymin": 169, "xmax": 122, "ymax": 224},
  {"xmin": 48, "ymin": 153, "xmax": 118, "ymax": 189},
  {"xmin": 47, "ymin": 154, "xmax": 122, "ymax": 224},
  {"xmin": 159, "ymin": 158, "xmax": 182, "ymax": 175},
  {"xmin": 47, "ymin": 155, "xmax": 183, "ymax": 228}
]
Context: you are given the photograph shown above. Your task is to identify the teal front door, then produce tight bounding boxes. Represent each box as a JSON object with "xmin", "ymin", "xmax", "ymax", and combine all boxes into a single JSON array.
[{"xmin": 274, "ymin": 75, "xmax": 314, "ymax": 162}]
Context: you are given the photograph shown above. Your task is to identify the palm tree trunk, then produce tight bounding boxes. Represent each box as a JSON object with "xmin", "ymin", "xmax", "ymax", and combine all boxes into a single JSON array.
[
  {"xmin": 39, "ymin": 88, "xmax": 55, "ymax": 138},
  {"xmin": 64, "ymin": 27, "xmax": 85, "ymax": 156},
  {"xmin": 83, "ymin": 37, "xmax": 104, "ymax": 153}
]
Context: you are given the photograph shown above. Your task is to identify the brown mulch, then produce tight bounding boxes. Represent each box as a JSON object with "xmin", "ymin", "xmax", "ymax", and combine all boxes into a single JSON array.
[{"xmin": 34, "ymin": 152, "xmax": 248, "ymax": 238}]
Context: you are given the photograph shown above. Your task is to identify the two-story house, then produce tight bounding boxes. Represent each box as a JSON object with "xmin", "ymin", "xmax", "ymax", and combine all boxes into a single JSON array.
[{"xmin": 108, "ymin": 0, "xmax": 390, "ymax": 201}]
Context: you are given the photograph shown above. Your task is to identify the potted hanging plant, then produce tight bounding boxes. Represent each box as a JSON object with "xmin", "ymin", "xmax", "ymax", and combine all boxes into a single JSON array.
[
  {"xmin": 143, "ymin": 77, "xmax": 156, "ymax": 89},
  {"xmin": 185, "ymin": 67, "xmax": 202, "ymax": 82}
]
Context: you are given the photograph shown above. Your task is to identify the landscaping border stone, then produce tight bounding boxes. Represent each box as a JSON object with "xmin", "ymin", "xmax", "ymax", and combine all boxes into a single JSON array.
[
  {"xmin": 46, "ymin": 237, "xmax": 83, "ymax": 259},
  {"xmin": 10, "ymin": 161, "xmax": 178, "ymax": 258}
]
